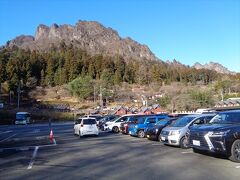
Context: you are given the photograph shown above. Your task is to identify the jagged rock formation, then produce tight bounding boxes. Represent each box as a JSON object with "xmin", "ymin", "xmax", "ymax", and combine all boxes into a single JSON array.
[
  {"xmin": 6, "ymin": 20, "xmax": 158, "ymax": 62},
  {"xmin": 166, "ymin": 59, "xmax": 188, "ymax": 69},
  {"xmin": 193, "ymin": 62, "xmax": 235, "ymax": 74}
]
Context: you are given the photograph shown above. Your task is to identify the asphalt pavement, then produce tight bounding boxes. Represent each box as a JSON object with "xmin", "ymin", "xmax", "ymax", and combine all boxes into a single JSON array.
[{"xmin": 0, "ymin": 123, "xmax": 240, "ymax": 180}]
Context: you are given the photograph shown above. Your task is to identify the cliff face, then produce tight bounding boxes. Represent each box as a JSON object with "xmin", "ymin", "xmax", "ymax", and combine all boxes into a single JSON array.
[{"xmin": 6, "ymin": 20, "xmax": 158, "ymax": 62}]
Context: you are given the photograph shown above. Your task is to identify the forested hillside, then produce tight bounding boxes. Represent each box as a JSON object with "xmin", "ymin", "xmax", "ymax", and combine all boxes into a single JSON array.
[{"xmin": 2, "ymin": 44, "xmax": 236, "ymax": 93}]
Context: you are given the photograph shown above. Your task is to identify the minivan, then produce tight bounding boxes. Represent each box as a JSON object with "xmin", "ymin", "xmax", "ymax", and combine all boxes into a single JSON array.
[{"xmin": 160, "ymin": 114, "xmax": 215, "ymax": 148}]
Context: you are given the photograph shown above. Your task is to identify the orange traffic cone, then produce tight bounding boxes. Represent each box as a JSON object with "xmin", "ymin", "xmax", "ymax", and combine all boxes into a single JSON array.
[{"xmin": 49, "ymin": 129, "xmax": 54, "ymax": 140}]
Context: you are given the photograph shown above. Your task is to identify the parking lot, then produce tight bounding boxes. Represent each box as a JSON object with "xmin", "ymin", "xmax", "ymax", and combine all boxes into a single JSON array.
[{"xmin": 0, "ymin": 123, "xmax": 240, "ymax": 180}]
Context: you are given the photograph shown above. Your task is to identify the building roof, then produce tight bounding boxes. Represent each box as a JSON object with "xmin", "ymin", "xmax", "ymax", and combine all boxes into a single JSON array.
[{"xmin": 152, "ymin": 104, "xmax": 160, "ymax": 109}]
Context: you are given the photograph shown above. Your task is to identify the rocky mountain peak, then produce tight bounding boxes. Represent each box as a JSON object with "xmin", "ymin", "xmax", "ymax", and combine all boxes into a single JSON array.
[
  {"xmin": 166, "ymin": 59, "xmax": 187, "ymax": 69},
  {"xmin": 193, "ymin": 62, "xmax": 235, "ymax": 74},
  {"xmin": 6, "ymin": 20, "xmax": 158, "ymax": 62}
]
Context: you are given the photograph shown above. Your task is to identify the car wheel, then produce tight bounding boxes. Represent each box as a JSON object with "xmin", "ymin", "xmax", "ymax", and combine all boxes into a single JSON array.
[
  {"xmin": 79, "ymin": 131, "xmax": 81, "ymax": 138},
  {"xmin": 229, "ymin": 139, "xmax": 240, "ymax": 162},
  {"xmin": 112, "ymin": 126, "xmax": 119, "ymax": 133},
  {"xmin": 138, "ymin": 130, "xmax": 145, "ymax": 138},
  {"xmin": 180, "ymin": 136, "xmax": 189, "ymax": 149}
]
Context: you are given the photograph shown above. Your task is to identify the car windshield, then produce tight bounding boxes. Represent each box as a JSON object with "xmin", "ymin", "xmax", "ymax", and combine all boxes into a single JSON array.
[
  {"xmin": 210, "ymin": 113, "xmax": 240, "ymax": 124},
  {"xmin": 156, "ymin": 119, "xmax": 169, "ymax": 125},
  {"xmin": 110, "ymin": 116, "xmax": 121, "ymax": 122},
  {"xmin": 171, "ymin": 116, "xmax": 196, "ymax": 127},
  {"xmin": 16, "ymin": 113, "xmax": 30, "ymax": 120},
  {"xmin": 83, "ymin": 119, "xmax": 96, "ymax": 124}
]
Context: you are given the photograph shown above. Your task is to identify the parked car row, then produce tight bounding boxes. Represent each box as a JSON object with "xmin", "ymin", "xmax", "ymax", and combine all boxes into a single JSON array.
[
  {"xmin": 160, "ymin": 114, "xmax": 216, "ymax": 148},
  {"xmin": 74, "ymin": 110, "xmax": 240, "ymax": 162}
]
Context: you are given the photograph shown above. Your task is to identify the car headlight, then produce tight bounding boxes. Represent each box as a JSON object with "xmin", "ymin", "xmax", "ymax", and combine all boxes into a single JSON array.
[
  {"xmin": 155, "ymin": 129, "xmax": 159, "ymax": 133},
  {"xmin": 170, "ymin": 130, "xmax": 180, "ymax": 135},
  {"xmin": 209, "ymin": 130, "xmax": 230, "ymax": 137}
]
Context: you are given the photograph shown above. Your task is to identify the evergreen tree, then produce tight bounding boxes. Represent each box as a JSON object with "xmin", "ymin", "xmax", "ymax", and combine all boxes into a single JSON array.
[
  {"xmin": 45, "ymin": 56, "xmax": 54, "ymax": 86},
  {"xmin": 68, "ymin": 76, "xmax": 93, "ymax": 100}
]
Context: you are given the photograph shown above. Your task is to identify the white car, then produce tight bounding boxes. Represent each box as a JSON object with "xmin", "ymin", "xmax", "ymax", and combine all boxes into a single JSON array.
[
  {"xmin": 83, "ymin": 115, "xmax": 102, "ymax": 125},
  {"xmin": 74, "ymin": 118, "xmax": 99, "ymax": 137},
  {"xmin": 104, "ymin": 114, "xmax": 136, "ymax": 133}
]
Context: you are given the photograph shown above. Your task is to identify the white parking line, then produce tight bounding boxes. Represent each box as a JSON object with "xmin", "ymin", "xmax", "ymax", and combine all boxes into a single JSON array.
[
  {"xmin": 181, "ymin": 151, "xmax": 193, "ymax": 154},
  {"xmin": 0, "ymin": 131, "xmax": 13, "ymax": 135},
  {"xmin": 0, "ymin": 134, "xmax": 17, "ymax": 143},
  {"xmin": 27, "ymin": 146, "xmax": 39, "ymax": 170},
  {"xmin": 53, "ymin": 138, "xmax": 57, "ymax": 145},
  {"xmin": 236, "ymin": 166, "xmax": 240, "ymax": 169}
]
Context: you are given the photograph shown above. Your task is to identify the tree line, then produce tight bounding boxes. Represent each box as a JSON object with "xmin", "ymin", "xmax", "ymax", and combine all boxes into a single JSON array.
[{"xmin": 0, "ymin": 44, "xmax": 239, "ymax": 95}]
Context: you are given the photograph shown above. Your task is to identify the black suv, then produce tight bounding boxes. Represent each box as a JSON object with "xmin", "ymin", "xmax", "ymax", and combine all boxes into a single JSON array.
[
  {"xmin": 189, "ymin": 110, "xmax": 240, "ymax": 162},
  {"xmin": 145, "ymin": 118, "xmax": 177, "ymax": 141}
]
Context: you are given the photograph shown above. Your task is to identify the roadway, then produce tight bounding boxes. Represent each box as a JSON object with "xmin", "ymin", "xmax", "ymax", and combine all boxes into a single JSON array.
[{"xmin": 0, "ymin": 123, "xmax": 240, "ymax": 180}]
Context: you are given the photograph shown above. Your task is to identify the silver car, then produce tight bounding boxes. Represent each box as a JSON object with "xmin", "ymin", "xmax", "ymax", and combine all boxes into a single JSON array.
[{"xmin": 160, "ymin": 114, "xmax": 215, "ymax": 148}]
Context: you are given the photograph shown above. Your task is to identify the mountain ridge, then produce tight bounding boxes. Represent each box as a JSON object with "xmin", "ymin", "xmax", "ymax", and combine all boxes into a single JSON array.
[
  {"xmin": 4, "ymin": 20, "xmax": 235, "ymax": 74},
  {"xmin": 6, "ymin": 20, "xmax": 159, "ymax": 62},
  {"xmin": 193, "ymin": 61, "xmax": 235, "ymax": 74}
]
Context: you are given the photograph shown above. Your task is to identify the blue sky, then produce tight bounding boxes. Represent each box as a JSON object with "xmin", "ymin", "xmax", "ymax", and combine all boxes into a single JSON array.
[{"xmin": 0, "ymin": 0, "xmax": 239, "ymax": 72}]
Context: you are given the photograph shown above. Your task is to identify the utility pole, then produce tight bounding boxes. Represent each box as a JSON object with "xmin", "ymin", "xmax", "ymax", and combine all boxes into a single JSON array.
[
  {"xmin": 94, "ymin": 85, "xmax": 96, "ymax": 105},
  {"xmin": 221, "ymin": 89, "xmax": 224, "ymax": 101},
  {"xmin": 17, "ymin": 83, "xmax": 21, "ymax": 109},
  {"xmin": 99, "ymin": 86, "xmax": 103, "ymax": 110}
]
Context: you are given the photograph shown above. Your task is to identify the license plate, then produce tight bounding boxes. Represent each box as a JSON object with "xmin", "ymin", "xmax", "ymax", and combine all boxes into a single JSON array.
[
  {"xmin": 161, "ymin": 136, "xmax": 166, "ymax": 141},
  {"xmin": 192, "ymin": 140, "xmax": 200, "ymax": 146}
]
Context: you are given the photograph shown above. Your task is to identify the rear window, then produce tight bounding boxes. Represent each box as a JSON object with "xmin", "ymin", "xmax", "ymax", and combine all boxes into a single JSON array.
[
  {"xmin": 83, "ymin": 119, "xmax": 96, "ymax": 124},
  {"xmin": 128, "ymin": 116, "xmax": 142, "ymax": 122},
  {"xmin": 136, "ymin": 117, "xmax": 145, "ymax": 124},
  {"xmin": 146, "ymin": 118, "xmax": 156, "ymax": 123}
]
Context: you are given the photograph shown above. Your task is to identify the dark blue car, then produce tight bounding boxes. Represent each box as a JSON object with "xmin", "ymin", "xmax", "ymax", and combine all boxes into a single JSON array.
[{"xmin": 128, "ymin": 114, "xmax": 169, "ymax": 138}]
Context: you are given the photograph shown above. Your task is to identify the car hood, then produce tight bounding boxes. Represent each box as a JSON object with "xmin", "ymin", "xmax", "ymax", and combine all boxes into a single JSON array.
[
  {"xmin": 162, "ymin": 126, "xmax": 183, "ymax": 131},
  {"xmin": 190, "ymin": 123, "xmax": 239, "ymax": 132}
]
